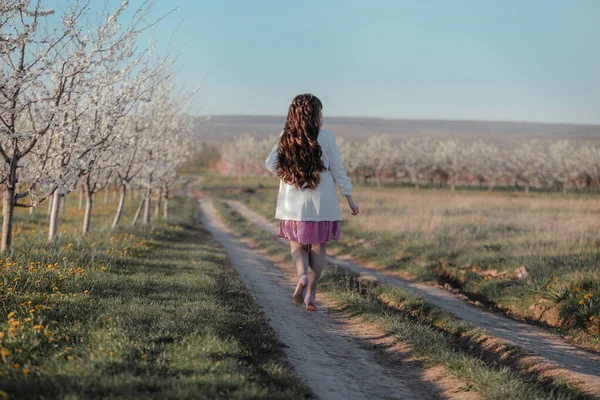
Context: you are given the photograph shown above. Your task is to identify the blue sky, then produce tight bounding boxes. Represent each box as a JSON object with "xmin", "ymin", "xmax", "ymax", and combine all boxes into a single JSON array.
[{"xmin": 53, "ymin": 1, "xmax": 600, "ymax": 123}]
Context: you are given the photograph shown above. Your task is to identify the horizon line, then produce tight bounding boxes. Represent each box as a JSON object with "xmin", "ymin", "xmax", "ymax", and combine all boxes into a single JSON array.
[{"xmin": 195, "ymin": 113, "xmax": 600, "ymax": 128}]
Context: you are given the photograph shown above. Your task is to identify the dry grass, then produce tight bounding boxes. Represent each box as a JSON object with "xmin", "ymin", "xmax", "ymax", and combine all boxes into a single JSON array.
[{"xmin": 204, "ymin": 173, "xmax": 600, "ymax": 349}]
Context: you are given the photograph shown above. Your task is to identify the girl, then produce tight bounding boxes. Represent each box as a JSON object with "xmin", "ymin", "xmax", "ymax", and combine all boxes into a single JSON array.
[{"xmin": 265, "ymin": 93, "xmax": 359, "ymax": 311}]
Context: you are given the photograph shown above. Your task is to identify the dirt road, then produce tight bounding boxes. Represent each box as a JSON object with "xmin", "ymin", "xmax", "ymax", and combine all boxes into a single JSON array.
[
  {"xmin": 198, "ymin": 197, "xmax": 451, "ymax": 400},
  {"xmin": 223, "ymin": 199, "xmax": 600, "ymax": 393}
]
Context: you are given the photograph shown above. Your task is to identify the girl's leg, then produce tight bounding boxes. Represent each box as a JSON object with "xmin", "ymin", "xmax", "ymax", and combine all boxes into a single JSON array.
[
  {"xmin": 307, "ymin": 243, "xmax": 327, "ymax": 297},
  {"xmin": 290, "ymin": 241, "xmax": 309, "ymax": 278}
]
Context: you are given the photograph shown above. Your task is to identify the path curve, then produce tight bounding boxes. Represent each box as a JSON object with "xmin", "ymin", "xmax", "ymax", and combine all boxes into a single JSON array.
[
  {"xmin": 223, "ymin": 199, "xmax": 600, "ymax": 388},
  {"xmin": 199, "ymin": 197, "xmax": 437, "ymax": 400}
]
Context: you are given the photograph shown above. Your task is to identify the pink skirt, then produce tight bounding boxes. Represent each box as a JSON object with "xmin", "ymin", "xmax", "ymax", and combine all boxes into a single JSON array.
[{"xmin": 278, "ymin": 220, "xmax": 342, "ymax": 245}]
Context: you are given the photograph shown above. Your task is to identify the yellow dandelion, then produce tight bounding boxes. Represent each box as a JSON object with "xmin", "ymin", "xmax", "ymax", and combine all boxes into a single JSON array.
[
  {"xmin": 0, "ymin": 348, "xmax": 10, "ymax": 357},
  {"xmin": 7, "ymin": 312, "xmax": 14, "ymax": 319},
  {"xmin": 579, "ymin": 300, "xmax": 585, "ymax": 305},
  {"xmin": 108, "ymin": 351, "xmax": 115, "ymax": 357},
  {"xmin": 584, "ymin": 293, "xmax": 593, "ymax": 299},
  {"xmin": 140, "ymin": 354, "xmax": 147, "ymax": 360},
  {"xmin": 66, "ymin": 356, "xmax": 72, "ymax": 361},
  {"xmin": 32, "ymin": 325, "xmax": 43, "ymax": 331},
  {"xmin": 35, "ymin": 305, "xmax": 44, "ymax": 311},
  {"xmin": 590, "ymin": 315, "xmax": 595, "ymax": 321},
  {"xmin": 65, "ymin": 347, "xmax": 72, "ymax": 352},
  {"xmin": 28, "ymin": 309, "xmax": 34, "ymax": 314},
  {"xmin": 471, "ymin": 268, "xmax": 477, "ymax": 272},
  {"xmin": 0, "ymin": 333, "xmax": 4, "ymax": 340},
  {"xmin": 573, "ymin": 287, "xmax": 579, "ymax": 292},
  {"xmin": 13, "ymin": 363, "xmax": 19, "ymax": 369},
  {"xmin": 22, "ymin": 367, "xmax": 30, "ymax": 374},
  {"xmin": 23, "ymin": 318, "xmax": 31, "ymax": 323}
]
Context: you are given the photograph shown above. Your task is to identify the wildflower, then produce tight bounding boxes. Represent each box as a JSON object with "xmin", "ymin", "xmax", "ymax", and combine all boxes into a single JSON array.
[
  {"xmin": 0, "ymin": 348, "xmax": 10, "ymax": 357},
  {"xmin": 66, "ymin": 356, "xmax": 72, "ymax": 361},
  {"xmin": 579, "ymin": 300, "xmax": 585, "ymax": 305},
  {"xmin": 22, "ymin": 367, "xmax": 31, "ymax": 374},
  {"xmin": 24, "ymin": 318, "xmax": 31, "ymax": 323},
  {"xmin": 7, "ymin": 312, "xmax": 14, "ymax": 319},
  {"xmin": 65, "ymin": 347, "xmax": 71, "ymax": 352},
  {"xmin": 590, "ymin": 315, "xmax": 595, "ymax": 321},
  {"xmin": 573, "ymin": 287, "xmax": 579, "ymax": 292},
  {"xmin": 0, "ymin": 333, "xmax": 4, "ymax": 340},
  {"xmin": 13, "ymin": 363, "xmax": 20, "ymax": 369},
  {"xmin": 28, "ymin": 309, "xmax": 34, "ymax": 314},
  {"xmin": 584, "ymin": 294, "xmax": 593, "ymax": 300},
  {"xmin": 35, "ymin": 305, "xmax": 44, "ymax": 311},
  {"xmin": 108, "ymin": 351, "xmax": 115, "ymax": 357},
  {"xmin": 140, "ymin": 354, "xmax": 147, "ymax": 360},
  {"xmin": 471, "ymin": 268, "xmax": 477, "ymax": 272},
  {"xmin": 33, "ymin": 325, "xmax": 43, "ymax": 331}
]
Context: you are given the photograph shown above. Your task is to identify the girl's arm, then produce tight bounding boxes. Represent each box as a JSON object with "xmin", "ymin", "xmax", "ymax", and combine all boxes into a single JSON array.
[
  {"xmin": 265, "ymin": 131, "xmax": 283, "ymax": 173},
  {"xmin": 328, "ymin": 133, "xmax": 359, "ymax": 215},
  {"xmin": 328, "ymin": 133, "xmax": 353, "ymax": 196},
  {"xmin": 265, "ymin": 142, "xmax": 279, "ymax": 173}
]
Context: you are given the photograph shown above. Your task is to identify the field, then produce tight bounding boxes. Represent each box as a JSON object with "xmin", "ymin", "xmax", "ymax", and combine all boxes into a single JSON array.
[
  {"xmin": 202, "ymin": 174, "xmax": 600, "ymax": 350},
  {"xmin": 212, "ymin": 199, "xmax": 594, "ymax": 400},
  {"xmin": 0, "ymin": 193, "xmax": 309, "ymax": 399}
]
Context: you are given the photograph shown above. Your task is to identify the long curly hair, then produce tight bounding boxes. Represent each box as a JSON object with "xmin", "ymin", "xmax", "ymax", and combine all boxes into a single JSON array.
[{"xmin": 277, "ymin": 93, "xmax": 325, "ymax": 190}]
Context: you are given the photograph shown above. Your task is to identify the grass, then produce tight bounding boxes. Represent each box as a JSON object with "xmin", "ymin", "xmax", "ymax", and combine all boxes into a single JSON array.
[
  {"xmin": 0, "ymin": 193, "xmax": 311, "ymax": 399},
  {"xmin": 213, "ymin": 199, "xmax": 595, "ymax": 400},
  {"xmin": 201, "ymin": 173, "xmax": 600, "ymax": 351}
]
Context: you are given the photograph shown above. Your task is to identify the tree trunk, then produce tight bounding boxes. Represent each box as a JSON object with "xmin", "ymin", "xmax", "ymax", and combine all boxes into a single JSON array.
[
  {"xmin": 414, "ymin": 182, "xmax": 420, "ymax": 191},
  {"xmin": 47, "ymin": 193, "xmax": 53, "ymax": 215},
  {"xmin": 103, "ymin": 184, "xmax": 110, "ymax": 204},
  {"xmin": 450, "ymin": 179, "xmax": 456, "ymax": 192},
  {"xmin": 525, "ymin": 183, "xmax": 530, "ymax": 193},
  {"xmin": 131, "ymin": 198, "xmax": 144, "ymax": 227},
  {"xmin": 78, "ymin": 185, "xmax": 84, "ymax": 211},
  {"xmin": 1, "ymin": 187, "xmax": 15, "ymax": 253},
  {"xmin": 162, "ymin": 187, "xmax": 169, "ymax": 219},
  {"xmin": 143, "ymin": 188, "xmax": 151, "ymax": 225},
  {"xmin": 487, "ymin": 182, "xmax": 495, "ymax": 193},
  {"xmin": 48, "ymin": 191, "xmax": 61, "ymax": 242},
  {"xmin": 29, "ymin": 197, "xmax": 35, "ymax": 215},
  {"xmin": 562, "ymin": 183, "xmax": 568, "ymax": 195},
  {"xmin": 154, "ymin": 190, "xmax": 162, "ymax": 220},
  {"xmin": 111, "ymin": 184, "xmax": 127, "ymax": 229},
  {"xmin": 82, "ymin": 189, "xmax": 94, "ymax": 235}
]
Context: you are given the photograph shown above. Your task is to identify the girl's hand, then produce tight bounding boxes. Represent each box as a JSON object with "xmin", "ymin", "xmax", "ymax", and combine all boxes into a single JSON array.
[{"xmin": 348, "ymin": 199, "xmax": 359, "ymax": 216}]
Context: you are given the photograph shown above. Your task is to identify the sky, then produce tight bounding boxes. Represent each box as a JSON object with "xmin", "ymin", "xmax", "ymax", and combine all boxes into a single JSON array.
[{"xmin": 49, "ymin": 1, "xmax": 600, "ymax": 124}]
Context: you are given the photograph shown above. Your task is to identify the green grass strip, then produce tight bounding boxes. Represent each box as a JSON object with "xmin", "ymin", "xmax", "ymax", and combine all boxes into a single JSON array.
[{"xmin": 0, "ymin": 197, "xmax": 311, "ymax": 400}]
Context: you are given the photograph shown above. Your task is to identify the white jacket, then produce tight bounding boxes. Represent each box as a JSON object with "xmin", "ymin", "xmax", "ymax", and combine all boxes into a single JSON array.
[{"xmin": 265, "ymin": 129, "xmax": 353, "ymax": 221}]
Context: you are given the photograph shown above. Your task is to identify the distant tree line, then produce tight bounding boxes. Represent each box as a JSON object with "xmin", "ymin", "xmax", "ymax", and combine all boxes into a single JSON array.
[{"xmin": 219, "ymin": 134, "xmax": 600, "ymax": 193}]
